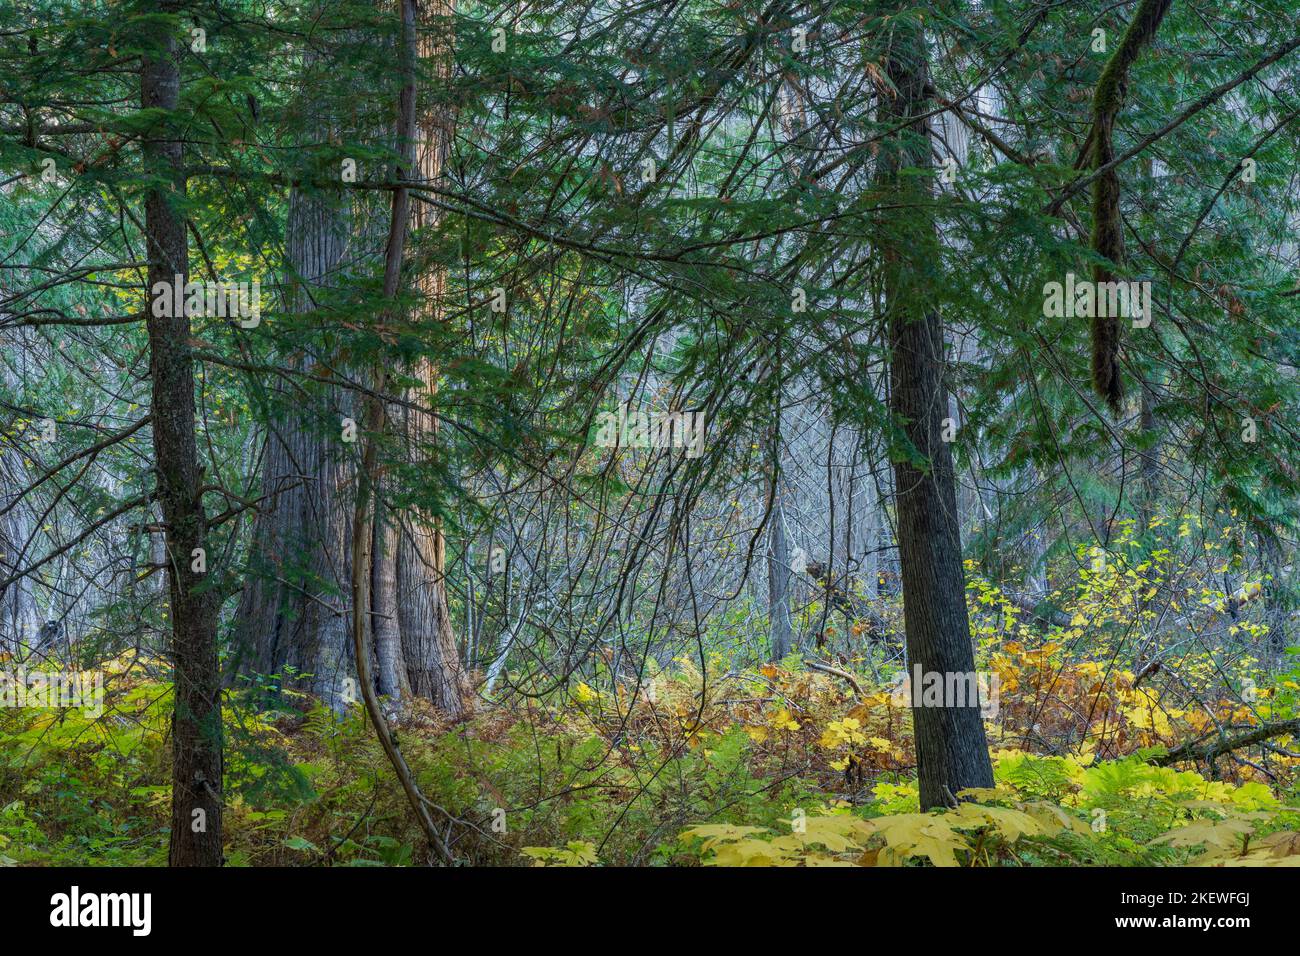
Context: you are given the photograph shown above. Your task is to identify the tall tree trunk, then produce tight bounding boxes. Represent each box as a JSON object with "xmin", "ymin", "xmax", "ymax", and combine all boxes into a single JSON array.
[
  {"xmin": 1138, "ymin": 375, "xmax": 1161, "ymax": 530},
  {"xmin": 876, "ymin": 14, "xmax": 993, "ymax": 811},
  {"xmin": 393, "ymin": 0, "xmax": 468, "ymax": 715},
  {"xmin": 0, "ymin": 312, "xmax": 43, "ymax": 657},
  {"xmin": 234, "ymin": 4, "xmax": 465, "ymax": 717},
  {"xmin": 1023, "ymin": 470, "xmax": 1049, "ymax": 597},
  {"xmin": 0, "ymin": 441, "xmax": 40, "ymax": 657},
  {"xmin": 860, "ymin": 456, "xmax": 881, "ymax": 600},
  {"xmin": 231, "ymin": 86, "xmax": 356, "ymax": 708},
  {"xmin": 140, "ymin": 5, "xmax": 223, "ymax": 866},
  {"xmin": 350, "ymin": 0, "xmax": 454, "ymax": 864},
  {"xmin": 1089, "ymin": 0, "xmax": 1174, "ymax": 410},
  {"xmin": 374, "ymin": 514, "xmax": 410, "ymax": 699},
  {"xmin": 768, "ymin": 480, "xmax": 793, "ymax": 661}
]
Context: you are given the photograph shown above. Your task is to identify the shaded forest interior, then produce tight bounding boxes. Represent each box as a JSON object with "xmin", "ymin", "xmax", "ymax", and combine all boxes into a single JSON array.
[{"xmin": 2, "ymin": 0, "xmax": 1300, "ymax": 867}]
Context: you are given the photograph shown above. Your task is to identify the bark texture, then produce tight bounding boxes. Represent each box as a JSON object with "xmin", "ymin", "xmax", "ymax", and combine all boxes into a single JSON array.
[
  {"xmin": 350, "ymin": 0, "xmax": 455, "ymax": 864},
  {"xmin": 393, "ymin": 0, "xmax": 468, "ymax": 715},
  {"xmin": 235, "ymin": 4, "xmax": 468, "ymax": 716},
  {"xmin": 1090, "ymin": 0, "xmax": 1174, "ymax": 410},
  {"xmin": 876, "ymin": 14, "xmax": 994, "ymax": 810},
  {"xmin": 233, "ymin": 180, "xmax": 354, "ymax": 708},
  {"xmin": 140, "ymin": 4, "xmax": 224, "ymax": 866},
  {"xmin": 768, "ymin": 481, "xmax": 793, "ymax": 661}
]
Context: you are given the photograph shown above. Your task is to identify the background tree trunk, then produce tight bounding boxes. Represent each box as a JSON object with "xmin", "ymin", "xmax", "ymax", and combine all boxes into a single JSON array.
[
  {"xmin": 232, "ymin": 93, "xmax": 355, "ymax": 709},
  {"xmin": 0, "ymin": 445, "xmax": 40, "ymax": 657},
  {"xmin": 374, "ymin": 515, "xmax": 410, "ymax": 699},
  {"xmin": 768, "ymin": 480, "xmax": 793, "ymax": 661}
]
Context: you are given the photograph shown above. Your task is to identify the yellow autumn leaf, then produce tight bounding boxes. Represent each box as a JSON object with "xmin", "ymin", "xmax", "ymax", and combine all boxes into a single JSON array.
[
  {"xmin": 1151, "ymin": 817, "xmax": 1254, "ymax": 852},
  {"xmin": 709, "ymin": 839, "xmax": 788, "ymax": 867},
  {"xmin": 788, "ymin": 815, "xmax": 872, "ymax": 853},
  {"xmin": 769, "ymin": 708, "xmax": 800, "ymax": 731},
  {"xmin": 951, "ymin": 802, "xmax": 1046, "ymax": 842},
  {"xmin": 862, "ymin": 814, "xmax": 969, "ymax": 868},
  {"xmin": 679, "ymin": 824, "xmax": 769, "ymax": 853}
]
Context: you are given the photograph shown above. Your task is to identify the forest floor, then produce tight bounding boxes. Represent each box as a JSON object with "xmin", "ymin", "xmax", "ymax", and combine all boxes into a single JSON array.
[{"xmin": 3, "ymin": 625, "xmax": 1299, "ymax": 867}]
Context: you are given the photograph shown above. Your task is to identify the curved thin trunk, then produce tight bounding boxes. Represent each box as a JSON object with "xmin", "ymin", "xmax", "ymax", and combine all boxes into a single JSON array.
[{"xmin": 351, "ymin": 0, "xmax": 454, "ymax": 864}]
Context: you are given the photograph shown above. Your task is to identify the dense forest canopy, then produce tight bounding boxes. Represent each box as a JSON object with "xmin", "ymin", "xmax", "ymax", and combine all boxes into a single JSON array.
[{"xmin": 1, "ymin": 0, "xmax": 1299, "ymax": 871}]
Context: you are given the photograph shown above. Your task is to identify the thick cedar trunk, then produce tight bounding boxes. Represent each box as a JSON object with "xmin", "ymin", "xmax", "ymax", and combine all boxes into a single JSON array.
[
  {"xmin": 398, "ymin": 508, "xmax": 466, "ymax": 709},
  {"xmin": 393, "ymin": 0, "xmax": 468, "ymax": 715},
  {"xmin": 350, "ymin": 0, "xmax": 454, "ymax": 863},
  {"xmin": 374, "ymin": 515, "xmax": 410, "ymax": 699},
  {"xmin": 876, "ymin": 16, "xmax": 993, "ymax": 810},
  {"xmin": 239, "ymin": 0, "xmax": 466, "ymax": 716},
  {"xmin": 140, "ymin": 7, "xmax": 224, "ymax": 866},
  {"xmin": 234, "ymin": 180, "xmax": 355, "ymax": 707},
  {"xmin": 231, "ymin": 24, "xmax": 409, "ymax": 712}
]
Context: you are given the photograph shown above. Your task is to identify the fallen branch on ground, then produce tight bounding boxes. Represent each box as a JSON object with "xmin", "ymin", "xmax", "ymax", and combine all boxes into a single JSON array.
[
  {"xmin": 1151, "ymin": 719, "xmax": 1300, "ymax": 771},
  {"xmin": 803, "ymin": 659, "xmax": 864, "ymax": 696}
]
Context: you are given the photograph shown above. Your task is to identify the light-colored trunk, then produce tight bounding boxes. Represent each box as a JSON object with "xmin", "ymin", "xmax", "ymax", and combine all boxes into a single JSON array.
[
  {"xmin": 0, "ymin": 448, "xmax": 40, "ymax": 657},
  {"xmin": 374, "ymin": 513, "xmax": 409, "ymax": 699},
  {"xmin": 389, "ymin": 0, "xmax": 468, "ymax": 715},
  {"xmin": 768, "ymin": 479, "xmax": 793, "ymax": 661}
]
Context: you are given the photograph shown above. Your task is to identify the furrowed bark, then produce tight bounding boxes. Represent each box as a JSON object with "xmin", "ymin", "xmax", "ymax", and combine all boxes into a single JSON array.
[
  {"xmin": 140, "ymin": 3, "xmax": 224, "ymax": 866},
  {"xmin": 233, "ymin": 155, "xmax": 354, "ymax": 709},
  {"xmin": 351, "ymin": 0, "xmax": 454, "ymax": 865},
  {"xmin": 875, "ymin": 12, "xmax": 994, "ymax": 810},
  {"xmin": 394, "ymin": 0, "xmax": 468, "ymax": 715}
]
